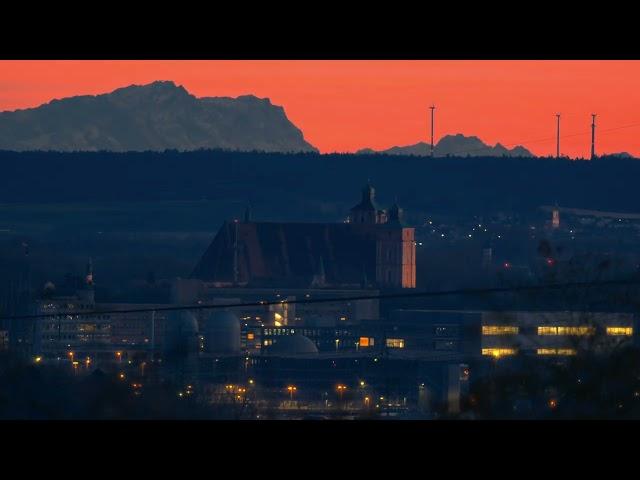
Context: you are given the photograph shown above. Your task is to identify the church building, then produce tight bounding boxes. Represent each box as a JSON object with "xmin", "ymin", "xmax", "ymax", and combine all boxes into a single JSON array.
[{"xmin": 190, "ymin": 184, "xmax": 416, "ymax": 290}]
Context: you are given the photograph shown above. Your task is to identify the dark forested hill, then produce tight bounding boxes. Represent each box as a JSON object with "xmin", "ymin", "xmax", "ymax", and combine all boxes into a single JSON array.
[{"xmin": 0, "ymin": 150, "xmax": 638, "ymax": 222}]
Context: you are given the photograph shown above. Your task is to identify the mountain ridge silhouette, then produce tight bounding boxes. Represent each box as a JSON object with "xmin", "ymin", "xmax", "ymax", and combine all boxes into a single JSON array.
[
  {"xmin": 0, "ymin": 80, "xmax": 317, "ymax": 153},
  {"xmin": 356, "ymin": 134, "xmax": 534, "ymax": 158}
]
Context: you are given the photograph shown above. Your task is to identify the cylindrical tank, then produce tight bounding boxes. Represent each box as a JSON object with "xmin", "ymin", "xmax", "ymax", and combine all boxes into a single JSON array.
[
  {"xmin": 165, "ymin": 310, "xmax": 200, "ymax": 357},
  {"xmin": 266, "ymin": 334, "xmax": 319, "ymax": 356},
  {"xmin": 203, "ymin": 310, "xmax": 241, "ymax": 354}
]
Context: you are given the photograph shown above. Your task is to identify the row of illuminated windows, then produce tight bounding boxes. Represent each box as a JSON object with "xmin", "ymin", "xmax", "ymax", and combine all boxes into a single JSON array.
[
  {"xmin": 606, "ymin": 327, "xmax": 633, "ymax": 336},
  {"xmin": 359, "ymin": 337, "xmax": 375, "ymax": 347},
  {"xmin": 483, "ymin": 325, "xmax": 633, "ymax": 336},
  {"xmin": 386, "ymin": 338, "xmax": 405, "ymax": 349},
  {"xmin": 538, "ymin": 326, "xmax": 595, "ymax": 336},
  {"xmin": 359, "ymin": 337, "xmax": 406, "ymax": 349},
  {"xmin": 481, "ymin": 348, "xmax": 517, "ymax": 358},
  {"xmin": 537, "ymin": 348, "xmax": 577, "ymax": 356},
  {"xmin": 482, "ymin": 326, "xmax": 519, "ymax": 335}
]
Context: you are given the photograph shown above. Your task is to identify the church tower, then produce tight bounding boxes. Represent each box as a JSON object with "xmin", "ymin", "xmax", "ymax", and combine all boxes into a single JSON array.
[
  {"xmin": 375, "ymin": 200, "xmax": 416, "ymax": 289},
  {"xmin": 349, "ymin": 183, "xmax": 387, "ymax": 224}
]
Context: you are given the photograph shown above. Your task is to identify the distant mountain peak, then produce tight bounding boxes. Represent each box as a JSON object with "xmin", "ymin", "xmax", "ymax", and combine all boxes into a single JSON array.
[
  {"xmin": 0, "ymin": 81, "xmax": 317, "ymax": 153},
  {"xmin": 357, "ymin": 134, "xmax": 534, "ymax": 158}
]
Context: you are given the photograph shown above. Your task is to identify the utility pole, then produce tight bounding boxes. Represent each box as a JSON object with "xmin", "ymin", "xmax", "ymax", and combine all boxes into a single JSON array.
[
  {"xmin": 429, "ymin": 105, "xmax": 436, "ymax": 157},
  {"xmin": 556, "ymin": 113, "xmax": 561, "ymax": 159},
  {"xmin": 591, "ymin": 113, "xmax": 597, "ymax": 160}
]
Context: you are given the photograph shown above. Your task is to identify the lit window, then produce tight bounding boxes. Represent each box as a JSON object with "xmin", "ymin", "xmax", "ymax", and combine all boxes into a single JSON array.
[
  {"xmin": 607, "ymin": 327, "xmax": 633, "ymax": 336},
  {"xmin": 558, "ymin": 326, "xmax": 594, "ymax": 336},
  {"xmin": 538, "ymin": 326, "xmax": 595, "ymax": 336},
  {"xmin": 537, "ymin": 348, "xmax": 577, "ymax": 356},
  {"xmin": 386, "ymin": 338, "xmax": 405, "ymax": 349},
  {"xmin": 247, "ymin": 332, "xmax": 255, "ymax": 341},
  {"xmin": 537, "ymin": 348, "xmax": 556, "ymax": 355},
  {"xmin": 537, "ymin": 326, "xmax": 558, "ymax": 335},
  {"xmin": 482, "ymin": 325, "xmax": 519, "ymax": 335},
  {"xmin": 481, "ymin": 348, "xmax": 516, "ymax": 358},
  {"xmin": 557, "ymin": 348, "xmax": 577, "ymax": 355},
  {"xmin": 359, "ymin": 336, "xmax": 375, "ymax": 347}
]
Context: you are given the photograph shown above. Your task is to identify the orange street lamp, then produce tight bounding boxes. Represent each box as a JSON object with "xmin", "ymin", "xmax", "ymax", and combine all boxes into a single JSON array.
[
  {"xmin": 287, "ymin": 385, "xmax": 297, "ymax": 400},
  {"xmin": 336, "ymin": 384, "xmax": 347, "ymax": 400}
]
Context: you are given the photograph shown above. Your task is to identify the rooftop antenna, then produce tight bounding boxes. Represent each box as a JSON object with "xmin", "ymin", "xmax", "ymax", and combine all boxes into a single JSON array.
[
  {"xmin": 556, "ymin": 113, "xmax": 561, "ymax": 159},
  {"xmin": 591, "ymin": 113, "xmax": 597, "ymax": 160},
  {"xmin": 429, "ymin": 105, "xmax": 436, "ymax": 157}
]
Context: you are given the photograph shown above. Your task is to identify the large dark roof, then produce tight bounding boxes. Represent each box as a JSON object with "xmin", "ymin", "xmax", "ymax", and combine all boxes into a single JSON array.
[{"xmin": 191, "ymin": 221, "xmax": 380, "ymax": 288}]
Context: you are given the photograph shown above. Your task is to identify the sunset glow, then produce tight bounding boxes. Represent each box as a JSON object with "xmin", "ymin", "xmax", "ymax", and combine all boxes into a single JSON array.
[{"xmin": 1, "ymin": 60, "xmax": 639, "ymax": 157}]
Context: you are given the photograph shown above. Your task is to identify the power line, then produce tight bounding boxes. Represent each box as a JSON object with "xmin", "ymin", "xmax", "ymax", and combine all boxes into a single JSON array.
[{"xmin": 4, "ymin": 278, "xmax": 640, "ymax": 321}]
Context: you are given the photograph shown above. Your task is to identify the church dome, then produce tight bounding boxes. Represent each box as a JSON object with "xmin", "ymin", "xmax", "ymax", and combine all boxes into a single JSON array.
[{"xmin": 265, "ymin": 334, "xmax": 319, "ymax": 356}]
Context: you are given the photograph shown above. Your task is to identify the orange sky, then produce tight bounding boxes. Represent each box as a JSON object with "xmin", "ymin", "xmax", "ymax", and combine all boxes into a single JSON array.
[{"xmin": 1, "ymin": 60, "xmax": 639, "ymax": 157}]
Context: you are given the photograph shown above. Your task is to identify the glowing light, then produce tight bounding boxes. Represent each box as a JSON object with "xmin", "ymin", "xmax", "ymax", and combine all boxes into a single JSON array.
[
  {"xmin": 34, "ymin": 356, "xmax": 42, "ymax": 363},
  {"xmin": 481, "ymin": 348, "xmax": 516, "ymax": 358},
  {"xmin": 385, "ymin": 338, "xmax": 405, "ymax": 349},
  {"xmin": 119, "ymin": 373, "xmax": 125, "ymax": 380},
  {"xmin": 537, "ymin": 326, "xmax": 595, "ymax": 336},
  {"xmin": 548, "ymin": 398, "xmax": 557, "ymax": 409},
  {"xmin": 537, "ymin": 348, "xmax": 576, "ymax": 356},
  {"xmin": 607, "ymin": 326, "xmax": 633, "ymax": 336},
  {"xmin": 482, "ymin": 325, "xmax": 519, "ymax": 335}
]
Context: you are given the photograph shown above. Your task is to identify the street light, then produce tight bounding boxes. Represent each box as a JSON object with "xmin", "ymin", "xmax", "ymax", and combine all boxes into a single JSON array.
[
  {"xmin": 336, "ymin": 384, "xmax": 347, "ymax": 401},
  {"xmin": 287, "ymin": 385, "xmax": 297, "ymax": 400}
]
